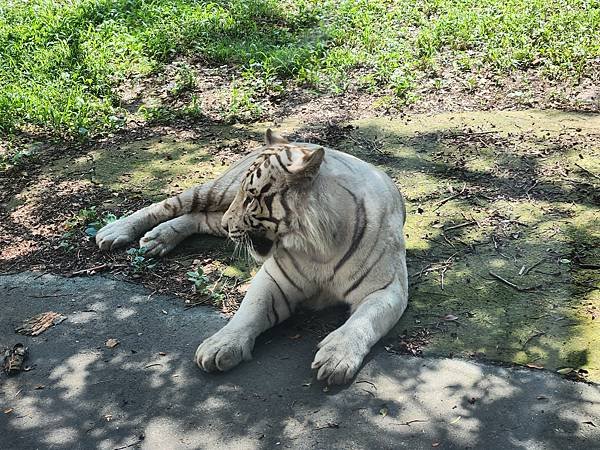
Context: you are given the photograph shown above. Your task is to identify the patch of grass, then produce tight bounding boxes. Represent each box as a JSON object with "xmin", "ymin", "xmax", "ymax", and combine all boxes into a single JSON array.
[{"xmin": 1, "ymin": 0, "xmax": 599, "ymax": 136}]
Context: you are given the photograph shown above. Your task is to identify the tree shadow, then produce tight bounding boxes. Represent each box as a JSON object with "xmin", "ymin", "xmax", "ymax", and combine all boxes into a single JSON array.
[{"xmin": 1, "ymin": 273, "xmax": 598, "ymax": 449}]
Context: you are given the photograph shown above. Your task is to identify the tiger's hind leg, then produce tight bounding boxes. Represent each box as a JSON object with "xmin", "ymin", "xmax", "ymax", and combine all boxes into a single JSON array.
[
  {"xmin": 96, "ymin": 151, "xmax": 258, "ymax": 252},
  {"xmin": 140, "ymin": 212, "xmax": 226, "ymax": 257}
]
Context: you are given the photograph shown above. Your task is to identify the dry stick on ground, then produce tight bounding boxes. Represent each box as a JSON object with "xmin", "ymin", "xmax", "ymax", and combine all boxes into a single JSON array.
[
  {"xmin": 397, "ymin": 419, "xmax": 429, "ymax": 427},
  {"xmin": 433, "ymin": 183, "xmax": 467, "ymax": 211},
  {"xmin": 521, "ymin": 331, "xmax": 546, "ymax": 350},
  {"xmin": 525, "ymin": 181, "xmax": 539, "ymax": 200},
  {"xmin": 574, "ymin": 163, "xmax": 600, "ymax": 180},
  {"xmin": 522, "ymin": 258, "xmax": 546, "ymax": 276},
  {"xmin": 444, "ymin": 221, "xmax": 477, "ymax": 232},
  {"xmin": 488, "ymin": 271, "xmax": 541, "ymax": 292},
  {"xmin": 70, "ymin": 263, "xmax": 126, "ymax": 276}
]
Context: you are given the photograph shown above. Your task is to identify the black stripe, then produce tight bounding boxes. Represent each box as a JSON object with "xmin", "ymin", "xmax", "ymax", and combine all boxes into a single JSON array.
[
  {"xmin": 262, "ymin": 192, "xmax": 275, "ymax": 214},
  {"xmin": 266, "ymin": 308, "xmax": 274, "ymax": 327},
  {"xmin": 273, "ymin": 257, "xmax": 303, "ymax": 293},
  {"xmin": 204, "ymin": 185, "xmax": 215, "ymax": 210},
  {"xmin": 256, "ymin": 216, "xmax": 279, "ymax": 226},
  {"xmin": 281, "ymin": 249, "xmax": 307, "ymax": 282},
  {"xmin": 274, "ymin": 154, "xmax": 291, "ymax": 173},
  {"xmin": 270, "ymin": 293, "xmax": 280, "ymax": 324},
  {"xmin": 190, "ymin": 189, "xmax": 199, "ymax": 212},
  {"xmin": 265, "ymin": 267, "xmax": 291, "ymax": 314},
  {"xmin": 259, "ymin": 182, "xmax": 273, "ymax": 195},
  {"xmin": 364, "ymin": 276, "xmax": 395, "ymax": 298},
  {"xmin": 175, "ymin": 195, "xmax": 183, "ymax": 209},
  {"xmin": 344, "ymin": 249, "xmax": 386, "ymax": 297},
  {"xmin": 168, "ymin": 224, "xmax": 181, "ymax": 234},
  {"xmin": 334, "ymin": 184, "xmax": 367, "ymax": 272},
  {"xmin": 215, "ymin": 173, "xmax": 239, "ymax": 207},
  {"xmin": 280, "ymin": 188, "xmax": 291, "ymax": 224},
  {"xmin": 345, "ymin": 210, "xmax": 386, "ymax": 285}
]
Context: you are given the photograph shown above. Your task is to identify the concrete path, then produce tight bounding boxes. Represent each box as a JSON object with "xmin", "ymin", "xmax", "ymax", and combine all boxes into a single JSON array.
[{"xmin": 1, "ymin": 273, "xmax": 599, "ymax": 449}]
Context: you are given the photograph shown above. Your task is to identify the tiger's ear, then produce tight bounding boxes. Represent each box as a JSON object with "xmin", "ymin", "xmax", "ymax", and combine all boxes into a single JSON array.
[
  {"xmin": 287, "ymin": 147, "xmax": 325, "ymax": 182},
  {"xmin": 265, "ymin": 128, "xmax": 289, "ymax": 146}
]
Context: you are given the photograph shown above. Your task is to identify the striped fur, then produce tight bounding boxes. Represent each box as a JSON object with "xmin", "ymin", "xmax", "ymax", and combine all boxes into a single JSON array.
[{"xmin": 96, "ymin": 129, "xmax": 408, "ymax": 385}]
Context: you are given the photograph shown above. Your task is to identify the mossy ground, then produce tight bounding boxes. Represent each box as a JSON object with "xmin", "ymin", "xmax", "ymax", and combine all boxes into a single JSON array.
[
  {"xmin": 341, "ymin": 111, "xmax": 599, "ymax": 380},
  {"xmin": 1, "ymin": 110, "xmax": 598, "ymax": 381}
]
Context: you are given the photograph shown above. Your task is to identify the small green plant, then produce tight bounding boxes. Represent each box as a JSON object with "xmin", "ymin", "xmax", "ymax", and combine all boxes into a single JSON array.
[
  {"xmin": 169, "ymin": 65, "xmax": 196, "ymax": 97},
  {"xmin": 224, "ymin": 81, "xmax": 263, "ymax": 122},
  {"xmin": 127, "ymin": 247, "xmax": 157, "ymax": 273},
  {"xmin": 63, "ymin": 207, "xmax": 117, "ymax": 236},
  {"xmin": 0, "ymin": 147, "xmax": 36, "ymax": 171},
  {"xmin": 58, "ymin": 231, "xmax": 76, "ymax": 253},
  {"xmin": 187, "ymin": 267, "xmax": 225, "ymax": 306},
  {"xmin": 138, "ymin": 104, "xmax": 175, "ymax": 124},
  {"xmin": 59, "ymin": 207, "xmax": 118, "ymax": 252}
]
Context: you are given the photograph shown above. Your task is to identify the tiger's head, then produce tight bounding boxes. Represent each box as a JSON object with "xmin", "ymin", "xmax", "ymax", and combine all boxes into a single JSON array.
[{"xmin": 222, "ymin": 129, "xmax": 325, "ymax": 261}]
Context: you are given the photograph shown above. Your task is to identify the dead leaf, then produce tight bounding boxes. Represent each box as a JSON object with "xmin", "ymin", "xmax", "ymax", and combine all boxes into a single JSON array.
[
  {"xmin": 4, "ymin": 408, "xmax": 13, "ymax": 414},
  {"xmin": 525, "ymin": 363, "xmax": 544, "ymax": 370},
  {"xmin": 537, "ymin": 396, "xmax": 548, "ymax": 401},
  {"xmin": 583, "ymin": 421, "xmax": 597, "ymax": 427},
  {"xmin": 158, "ymin": 352, "xmax": 166, "ymax": 356},
  {"xmin": 450, "ymin": 416, "xmax": 461, "ymax": 424},
  {"xmin": 442, "ymin": 314, "xmax": 458, "ymax": 321},
  {"xmin": 432, "ymin": 442, "xmax": 441, "ymax": 448},
  {"xmin": 379, "ymin": 407, "xmax": 388, "ymax": 417},
  {"xmin": 557, "ymin": 367, "xmax": 574, "ymax": 375},
  {"xmin": 105, "ymin": 338, "xmax": 119, "ymax": 349},
  {"xmin": 34, "ymin": 384, "xmax": 45, "ymax": 390}
]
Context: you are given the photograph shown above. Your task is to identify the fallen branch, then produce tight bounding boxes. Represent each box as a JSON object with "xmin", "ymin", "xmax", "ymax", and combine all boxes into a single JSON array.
[
  {"xmin": 574, "ymin": 163, "xmax": 600, "ymax": 180},
  {"xmin": 397, "ymin": 419, "xmax": 429, "ymax": 427},
  {"xmin": 443, "ymin": 221, "xmax": 477, "ymax": 232},
  {"xmin": 433, "ymin": 184, "xmax": 467, "ymax": 211},
  {"xmin": 521, "ymin": 331, "xmax": 545, "ymax": 349},
  {"xmin": 522, "ymin": 258, "xmax": 546, "ymax": 276},
  {"xmin": 488, "ymin": 271, "xmax": 541, "ymax": 292}
]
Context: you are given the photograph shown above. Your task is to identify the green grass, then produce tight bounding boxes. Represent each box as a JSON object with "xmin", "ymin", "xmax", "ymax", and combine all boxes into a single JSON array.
[{"xmin": 1, "ymin": 0, "xmax": 599, "ymax": 136}]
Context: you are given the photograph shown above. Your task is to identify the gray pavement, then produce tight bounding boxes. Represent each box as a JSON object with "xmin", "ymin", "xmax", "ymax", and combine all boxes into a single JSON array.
[{"xmin": 1, "ymin": 272, "xmax": 599, "ymax": 449}]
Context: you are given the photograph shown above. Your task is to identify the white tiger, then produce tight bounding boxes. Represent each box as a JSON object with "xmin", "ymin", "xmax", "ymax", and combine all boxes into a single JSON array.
[{"xmin": 96, "ymin": 130, "xmax": 408, "ymax": 384}]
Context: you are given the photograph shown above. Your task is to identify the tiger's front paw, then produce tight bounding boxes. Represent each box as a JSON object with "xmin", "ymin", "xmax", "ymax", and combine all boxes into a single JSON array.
[
  {"xmin": 96, "ymin": 220, "xmax": 136, "ymax": 251},
  {"xmin": 139, "ymin": 223, "xmax": 183, "ymax": 257},
  {"xmin": 311, "ymin": 329, "xmax": 367, "ymax": 385},
  {"xmin": 195, "ymin": 329, "xmax": 255, "ymax": 372}
]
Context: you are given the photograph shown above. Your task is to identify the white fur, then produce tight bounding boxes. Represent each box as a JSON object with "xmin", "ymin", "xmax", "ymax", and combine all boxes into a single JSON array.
[{"xmin": 97, "ymin": 136, "xmax": 408, "ymax": 385}]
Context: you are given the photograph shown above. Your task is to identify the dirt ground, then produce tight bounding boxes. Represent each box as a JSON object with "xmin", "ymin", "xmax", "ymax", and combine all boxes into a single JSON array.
[{"xmin": 1, "ymin": 82, "xmax": 599, "ymax": 382}]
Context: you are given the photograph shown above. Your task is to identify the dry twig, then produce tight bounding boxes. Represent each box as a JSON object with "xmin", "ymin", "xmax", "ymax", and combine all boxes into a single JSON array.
[{"xmin": 488, "ymin": 271, "xmax": 541, "ymax": 292}]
